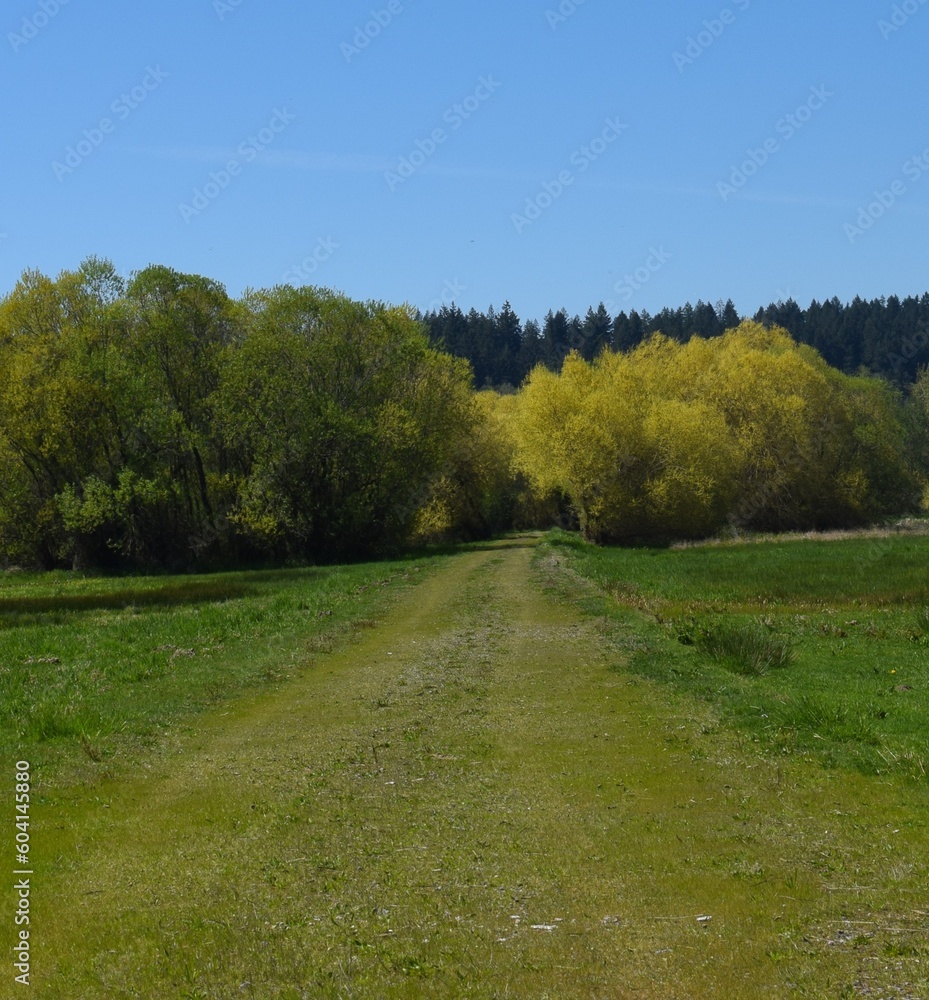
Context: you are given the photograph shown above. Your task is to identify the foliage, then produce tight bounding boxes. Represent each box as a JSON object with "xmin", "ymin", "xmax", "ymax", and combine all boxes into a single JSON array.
[
  {"xmin": 513, "ymin": 323, "xmax": 920, "ymax": 542},
  {"xmin": 0, "ymin": 262, "xmax": 475, "ymax": 568},
  {"xmin": 411, "ymin": 390, "xmax": 556, "ymax": 543},
  {"xmin": 217, "ymin": 286, "xmax": 474, "ymax": 560},
  {"xmin": 421, "ymin": 292, "xmax": 929, "ymax": 390},
  {"xmin": 0, "ymin": 260, "xmax": 922, "ymax": 567}
]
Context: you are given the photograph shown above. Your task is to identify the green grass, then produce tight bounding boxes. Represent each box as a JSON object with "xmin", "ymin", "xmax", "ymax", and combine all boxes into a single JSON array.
[
  {"xmin": 546, "ymin": 529, "xmax": 929, "ymax": 782},
  {"xmin": 690, "ymin": 617, "xmax": 795, "ymax": 675},
  {"xmin": 0, "ymin": 557, "xmax": 443, "ymax": 782},
  {"xmin": 4, "ymin": 534, "xmax": 929, "ymax": 997}
]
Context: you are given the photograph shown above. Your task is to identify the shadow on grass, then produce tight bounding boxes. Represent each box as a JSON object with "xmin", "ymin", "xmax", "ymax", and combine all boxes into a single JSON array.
[
  {"xmin": 408, "ymin": 533, "xmax": 541, "ymax": 558},
  {"xmin": 0, "ymin": 580, "xmax": 258, "ymax": 617}
]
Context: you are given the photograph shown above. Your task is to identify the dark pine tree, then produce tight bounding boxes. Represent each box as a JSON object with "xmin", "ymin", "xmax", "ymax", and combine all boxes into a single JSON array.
[
  {"xmin": 582, "ymin": 303, "xmax": 613, "ymax": 359},
  {"xmin": 717, "ymin": 298, "xmax": 741, "ymax": 331},
  {"xmin": 612, "ymin": 310, "xmax": 646, "ymax": 353},
  {"xmin": 517, "ymin": 318, "xmax": 542, "ymax": 382},
  {"xmin": 692, "ymin": 300, "xmax": 721, "ymax": 339},
  {"xmin": 494, "ymin": 301, "xmax": 523, "ymax": 387},
  {"xmin": 541, "ymin": 309, "xmax": 571, "ymax": 370},
  {"xmin": 466, "ymin": 306, "xmax": 498, "ymax": 387}
]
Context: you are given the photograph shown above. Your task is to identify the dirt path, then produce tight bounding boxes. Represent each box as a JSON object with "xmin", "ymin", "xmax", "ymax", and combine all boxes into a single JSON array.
[{"xmin": 30, "ymin": 537, "xmax": 927, "ymax": 998}]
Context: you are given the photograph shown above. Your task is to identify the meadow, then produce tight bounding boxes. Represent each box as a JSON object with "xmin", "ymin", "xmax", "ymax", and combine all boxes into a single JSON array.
[
  {"xmin": 547, "ymin": 526, "xmax": 929, "ymax": 782},
  {"xmin": 0, "ymin": 555, "xmax": 441, "ymax": 785},
  {"xmin": 2, "ymin": 530, "xmax": 927, "ymax": 998}
]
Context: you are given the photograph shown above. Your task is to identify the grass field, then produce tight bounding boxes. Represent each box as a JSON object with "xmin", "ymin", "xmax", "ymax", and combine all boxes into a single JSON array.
[
  {"xmin": 546, "ymin": 528, "xmax": 929, "ymax": 782},
  {"xmin": 0, "ymin": 557, "xmax": 442, "ymax": 786},
  {"xmin": 2, "ymin": 533, "xmax": 928, "ymax": 998}
]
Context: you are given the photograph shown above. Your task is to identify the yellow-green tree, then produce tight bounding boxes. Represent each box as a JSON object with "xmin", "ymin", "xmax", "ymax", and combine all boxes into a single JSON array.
[
  {"xmin": 0, "ymin": 260, "xmax": 135, "ymax": 566},
  {"xmin": 668, "ymin": 323, "xmax": 917, "ymax": 529},
  {"xmin": 412, "ymin": 390, "xmax": 549, "ymax": 542},
  {"xmin": 513, "ymin": 348, "xmax": 741, "ymax": 542},
  {"xmin": 512, "ymin": 322, "xmax": 918, "ymax": 543}
]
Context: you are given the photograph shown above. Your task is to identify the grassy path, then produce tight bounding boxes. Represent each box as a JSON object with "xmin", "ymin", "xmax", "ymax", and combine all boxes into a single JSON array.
[{"xmin": 24, "ymin": 537, "xmax": 929, "ymax": 998}]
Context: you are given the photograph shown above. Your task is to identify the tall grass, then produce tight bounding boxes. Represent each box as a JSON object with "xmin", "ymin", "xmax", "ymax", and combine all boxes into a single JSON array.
[{"xmin": 695, "ymin": 618, "xmax": 794, "ymax": 676}]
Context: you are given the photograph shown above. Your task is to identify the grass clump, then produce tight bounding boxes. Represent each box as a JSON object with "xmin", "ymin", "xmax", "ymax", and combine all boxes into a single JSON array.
[{"xmin": 695, "ymin": 618, "xmax": 794, "ymax": 676}]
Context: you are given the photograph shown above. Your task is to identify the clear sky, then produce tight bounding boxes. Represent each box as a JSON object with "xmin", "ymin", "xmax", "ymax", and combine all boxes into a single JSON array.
[{"xmin": 2, "ymin": 0, "xmax": 928, "ymax": 323}]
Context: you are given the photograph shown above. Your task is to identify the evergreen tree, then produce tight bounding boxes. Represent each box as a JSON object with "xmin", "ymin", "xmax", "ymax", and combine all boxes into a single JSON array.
[
  {"xmin": 541, "ymin": 309, "xmax": 571, "ymax": 370},
  {"xmin": 495, "ymin": 301, "xmax": 523, "ymax": 387},
  {"xmin": 517, "ymin": 318, "xmax": 542, "ymax": 383},
  {"xmin": 693, "ymin": 300, "xmax": 721, "ymax": 339},
  {"xmin": 717, "ymin": 298, "xmax": 741, "ymax": 330},
  {"xmin": 612, "ymin": 310, "xmax": 646, "ymax": 353},
  {"xmin": 582, "ymin": 303, "xmax": 612, "ymax": 359}
]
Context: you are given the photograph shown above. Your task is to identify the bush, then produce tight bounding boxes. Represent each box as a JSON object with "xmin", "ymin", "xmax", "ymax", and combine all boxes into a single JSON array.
[{"xmin": 512, "ymin": 323, "xmax": 920, "ymax": 543}]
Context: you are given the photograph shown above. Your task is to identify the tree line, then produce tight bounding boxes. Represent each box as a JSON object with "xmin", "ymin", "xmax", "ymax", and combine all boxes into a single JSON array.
[
  {"xmin": 421, "ymin": 293, "xmax": 929, "ymax": 389},
  {"xmin": 0, "ymin": 259, "xmax": 474, "ymax": 569},
  {"xmin": 1, "ymin": 259, "xmax": 926, "ymax": 569}
]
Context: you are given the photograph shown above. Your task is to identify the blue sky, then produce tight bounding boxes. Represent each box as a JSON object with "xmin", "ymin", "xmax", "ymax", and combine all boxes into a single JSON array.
[{"xmin": 2, "ymin": 0, "xmax": 928, "ymax": 323}]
